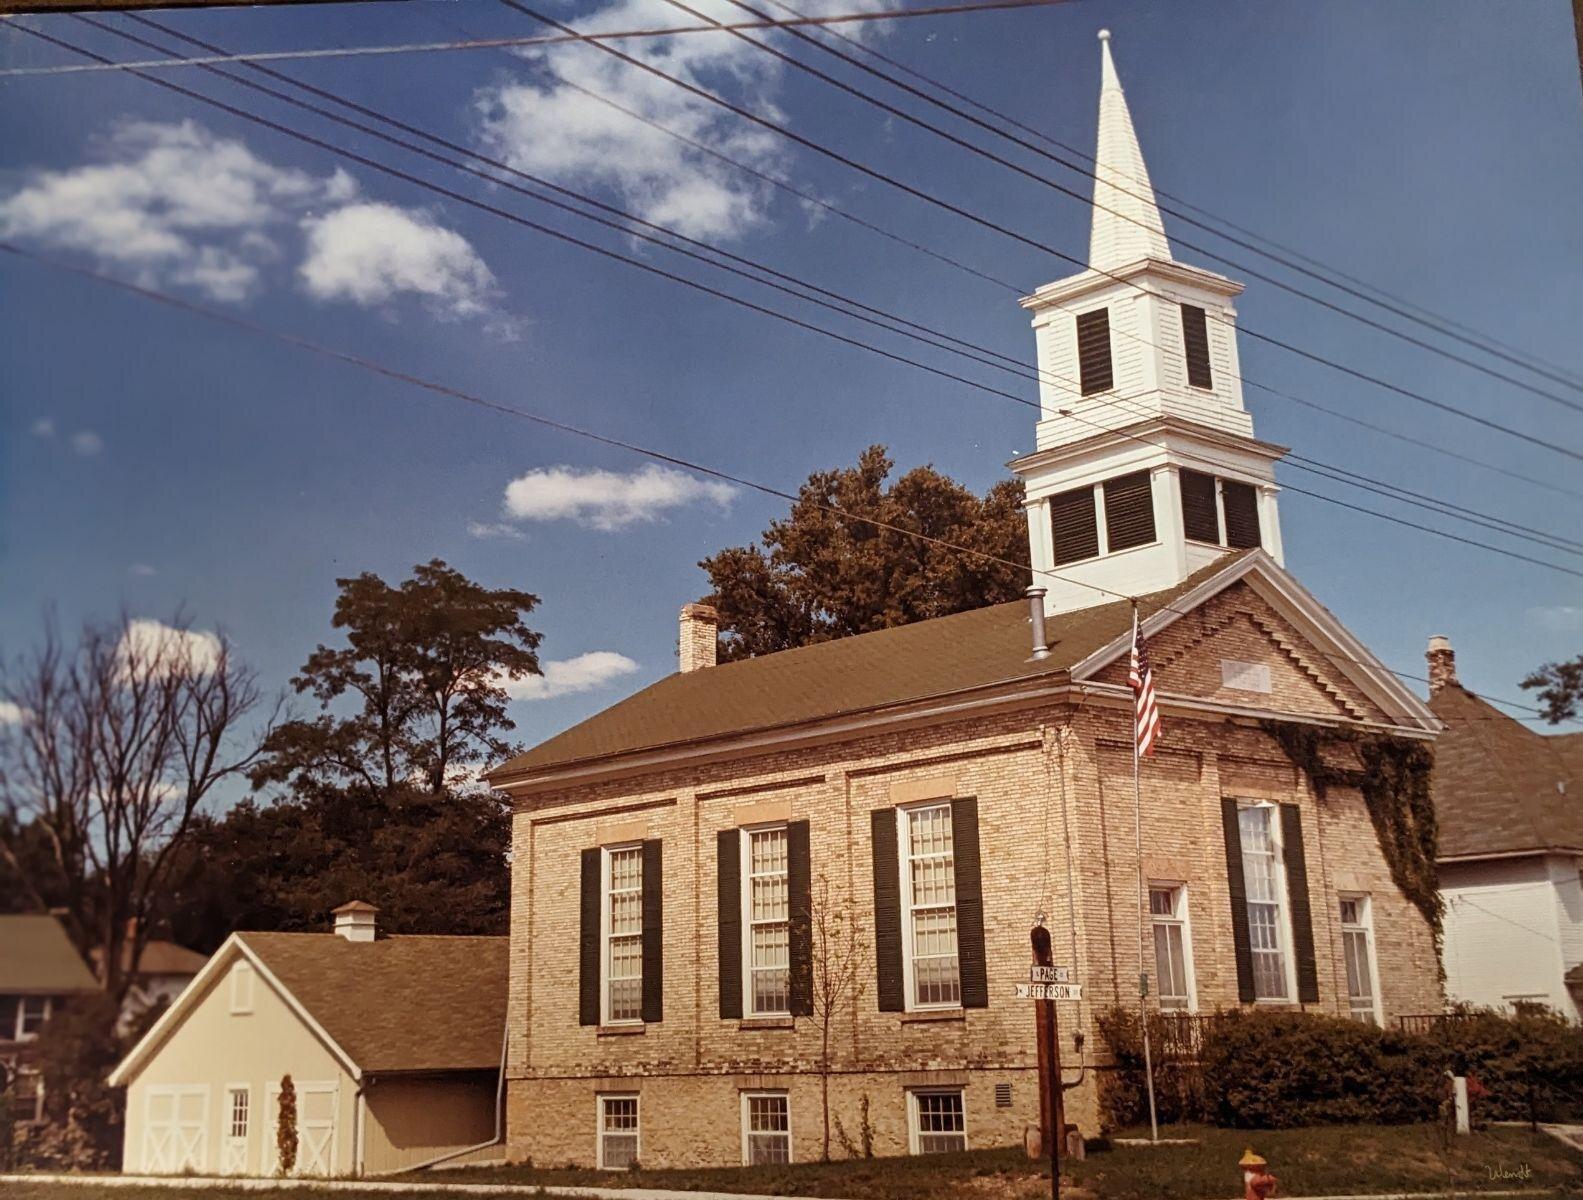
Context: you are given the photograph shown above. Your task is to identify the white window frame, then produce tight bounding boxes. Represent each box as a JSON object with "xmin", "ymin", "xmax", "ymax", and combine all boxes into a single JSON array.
[
  {"xmin": 222, "ymin": 1083, "xmax": 251, "ymax": 1175},
  {"xmin": 596, "ymin": 1093, "xmax": 641, "ymax": 1170},
  {"xmin": 228, "ymin": 962, "xmax": 254, "ymax": 1015},
  {"xmin": 740, "ymin": 1090, "xmax": 792, "ymax": 1165},
  {"xmin": 741, "ymin": 825, "xmax": 791, "ymax": 1018},
  {"xmin": 906, "ymin": 1087, "xmax": 968, "ymax": 1155},
  {"xmin": 1236, "ymin": 801, "xmax": 1298, "ymax": 1003},
  {"xmin": 11, "ymin": 995, "xmax": 51, "ymax": 1041},
  {"xmin": 600, "ymin": 845, "xmax": 644, "ymax": 1026},
  {"xmin": 12, "ymin": 1065, "xmax": 46, "ymax": 1124},
  {"xmin": 1148, "ymin": 882, "xmax": 1197, "ymax": 1012},
  {"xmin": 1339, "ymin": 893, "xmax": 1382, "ymax": 1025},
  {"xmin": 898, "ymin": 802, "xmax": 962, "ymax": 1012}
]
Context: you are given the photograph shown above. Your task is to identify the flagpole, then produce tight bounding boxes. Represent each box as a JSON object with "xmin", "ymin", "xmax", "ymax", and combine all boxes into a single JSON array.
[{"xmin": 1131, "ymin": 604, "xmax": 1161, "ymax": 1144}]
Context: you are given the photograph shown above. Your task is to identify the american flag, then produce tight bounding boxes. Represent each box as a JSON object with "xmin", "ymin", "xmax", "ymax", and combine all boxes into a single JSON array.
[{"xmin": 1128, "ymin": 611, "xmax": 1162, "ymax": 757}]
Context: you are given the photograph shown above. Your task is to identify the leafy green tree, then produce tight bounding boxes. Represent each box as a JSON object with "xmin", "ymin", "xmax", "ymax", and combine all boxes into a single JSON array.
[
  {"xmin": 1522, "ymin": 654, "xmax": 1583, "ymax": 724},
  {"xmin": 252, "ymin": 559, "xmax": 542, "ymax": 797},
  {"xmin": 699, "ymin": 446, "xmax": 1026, "ymax": 661}
]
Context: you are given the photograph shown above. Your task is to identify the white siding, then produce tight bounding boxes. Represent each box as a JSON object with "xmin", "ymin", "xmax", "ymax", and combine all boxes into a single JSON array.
[{"xmin": 1441, "ymin": 854, "xmax": 1578, "ymax": 1019}]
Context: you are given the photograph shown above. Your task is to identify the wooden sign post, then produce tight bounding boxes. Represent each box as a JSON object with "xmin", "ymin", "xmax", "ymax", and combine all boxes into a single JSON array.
[{"xmin": 1030, "ymin": 922, "xmax": 1063, "ymax": 1200}]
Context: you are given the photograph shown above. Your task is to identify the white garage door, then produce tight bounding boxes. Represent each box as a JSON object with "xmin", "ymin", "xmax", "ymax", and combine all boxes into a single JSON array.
[
  {"xmin": 263, "ymin": 1080, "xmax": 338, "ymax": 1177},
  {"xmin": 142, "ymin": 1085, "xmax": 208, "ymax": 1174}
]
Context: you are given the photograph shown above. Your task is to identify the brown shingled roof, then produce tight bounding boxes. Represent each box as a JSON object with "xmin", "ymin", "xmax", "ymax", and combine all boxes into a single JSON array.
[
  {"xmin": 92, "ymin": 939, "xmax": 209, "ymax": 978},
  {"xmin": 489, "ymin": 556, "xmax": 1257, "ymax": 782},
  {"xmin": 0, "ymin": 914, "xmax": 99, "ymax": 995},
  {"xmin": 1429, "ymin": 684, "xmax": 1583, "ymax": 860},
  {"xmin": 239, "ymin": 933, "xmax": 507, "ymax": 1074}
]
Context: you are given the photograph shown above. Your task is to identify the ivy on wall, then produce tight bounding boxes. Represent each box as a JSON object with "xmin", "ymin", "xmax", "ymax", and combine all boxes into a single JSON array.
[{"xmin": 1258, "ymin": 720, "xmax": 1442, "ymax": 942}]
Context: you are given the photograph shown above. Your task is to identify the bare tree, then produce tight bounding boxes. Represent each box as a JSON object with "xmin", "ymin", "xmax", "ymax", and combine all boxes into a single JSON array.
[
  {"xmin": 808, "ymin": 872, "xmax": 864, "ymax": 1162},
  {"xmin": 0, "ymin": 612, "xmax": 270, "ymax": 1001}
]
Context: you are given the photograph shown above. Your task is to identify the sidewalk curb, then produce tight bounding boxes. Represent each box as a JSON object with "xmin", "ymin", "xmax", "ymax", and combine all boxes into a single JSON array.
[{"xmin": 1, "ymin": 1175, "xmax": 848, "ymax": 1200}]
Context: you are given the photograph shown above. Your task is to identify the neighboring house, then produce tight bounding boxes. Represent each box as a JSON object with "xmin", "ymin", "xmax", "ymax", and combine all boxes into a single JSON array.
[
  {"xmin": 92, "ymin": 930, "xmax": 209, "ymax": 1033},
  {"xmin": 483, "ymin": 34, "xmax": 1444, "ymax": 1171},
  {"xmin": 0, "ymin": 913, "xmax": 99, "ymax": 1127},
  {"xmin": 108, "ymin": 902, "xmax": 507, "ymax": 1177},
  {"xmin": 1428, "ymin": 636, "xmax": 1583, "ymax": 1018}
]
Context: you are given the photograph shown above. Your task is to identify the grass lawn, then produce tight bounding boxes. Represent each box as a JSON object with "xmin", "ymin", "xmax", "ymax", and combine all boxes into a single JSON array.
[{"xmin": 3, "ymin": 1125, "xmax": 1576, "ymax": 1200}]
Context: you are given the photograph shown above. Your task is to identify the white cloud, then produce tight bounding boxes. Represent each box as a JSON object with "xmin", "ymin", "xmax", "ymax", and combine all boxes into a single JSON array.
[
  {"xmin": 473, "ymin": 0, "xmax": 886, "ymax": 242},
  {"xmin": 30, "ymin": 418, "xmax": 55, "ymax": 438},
  {"xmin": 1530, "ymin": 605, "xmax": 1583, "ymax": 633},
  {"xmin": 0, "ymin": 701, "xmax": 28, "ymax": 725},
  {"xmin": 116, "ymin": 619, "xmax": 222, "ymax": 679},
  {"xmin": 502, "ymin": 651, "xmax": 639, "ymax": 701},
  {"xmin": 0, "ymin": 120, "xmax": 355, "ymax": 302},
  {"xmin": 467, "ymin": 520, "xmax": 526, "ymax": 540},
  {"xmin": 69, "ymin": 430, "xmax": 104, "ymax": 457},
  {"xmin": 299, "ymin": 202, "xmax": 499, "ymax": 319},
  {"xmin": 501, "ymin": 464, "xmax": 737, "ymax": 531},
  {"xmin": 129, "ymin": 563, "xmax": 158, "ymax": 577}
]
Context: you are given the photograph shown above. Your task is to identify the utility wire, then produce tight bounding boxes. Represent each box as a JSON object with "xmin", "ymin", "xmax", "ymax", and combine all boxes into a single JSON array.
[
  {"xmin": 753, "ymin": 0, "xmax": 1583, "ymax": 401},
  {"xmin": 4, "ymin": 237, "xmax": 1567, "ymax": 734},
  {"xmin": 498, "ymin": 0, "xmax": 1583, "ymax": 464},
  {"xmin": 74, "ymin": 13, "xmax": 1583, "ymax": 573},
  {"xmin": 30, "ymin": 14, "xmax": 1583, "ymax": 584},
  {"xmin": 0, "ymin": 0, "xmax": 1071, "ymax": 76}
]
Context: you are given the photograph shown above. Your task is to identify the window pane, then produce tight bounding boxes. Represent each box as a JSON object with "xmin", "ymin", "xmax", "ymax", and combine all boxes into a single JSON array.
[
  {"xmin": 229, "ymin": 1090, "xmax": 249, "ymax": 1138},
  {"xmin": 1153, "ymin": 921, "xmax": 1189, "ymax": 1008},
  {"xmin": 17, "ymin": 997, "xmax": 48, "ymax": 1038},
  {"xmin": 745, "ymin": 1095, "xmax": 790, "ymax": 1165},
  {"xmin": 607, "ymin": 849, "xmax": 644, "ymax": 1023},
  {"xmin": 1148, "ymin": 887, "xmax": 1175, "ymax": 917},
  {"xmin": 906, "ymin": 807, "xmax": 960, "ymax": 1007},
  {"xmin": 747, "ymin": 828, "xmax": 791, "ymax": 1015},
  {"xmin": 601, "ymin": 1098, "xmax": 639, "ymax": 1169},
  {"xmin": 914, "ymin": 1091, "xmax": 966, "ymax": 1154},
  {"xmin": 1238, "ymin": 807, "xmax": 1288, "ymax": 1000}
]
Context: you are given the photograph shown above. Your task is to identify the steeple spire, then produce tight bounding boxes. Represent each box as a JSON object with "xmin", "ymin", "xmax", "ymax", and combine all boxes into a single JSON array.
[{"xmin": 1088, "ymin": 30, "xmax": 1171, "ymax": 271}]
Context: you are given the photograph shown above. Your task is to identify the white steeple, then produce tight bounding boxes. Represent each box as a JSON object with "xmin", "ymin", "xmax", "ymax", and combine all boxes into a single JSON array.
[
  {"xmin": 1010, "ymin": 32, "xmax": 1288, "ymax": 616},
  {"xmin": 1089, "ymin": 29, "xmax": 1171, "ymax": 271}
]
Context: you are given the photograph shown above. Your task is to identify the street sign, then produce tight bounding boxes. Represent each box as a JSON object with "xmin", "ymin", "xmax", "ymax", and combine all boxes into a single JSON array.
[
  {"xmin": 1028, "ymin": 965, "xmax": 1071, "ymax": 984},
  {"xmin": 1014, "ymin": 982, "xmax": 1083, "ymax": 1001}
]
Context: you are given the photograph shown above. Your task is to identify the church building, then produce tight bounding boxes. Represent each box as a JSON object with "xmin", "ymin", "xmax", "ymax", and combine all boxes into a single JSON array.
[{"xmin": 487, "ymin": 32, "xmax": 1444, "ymax": 1168}]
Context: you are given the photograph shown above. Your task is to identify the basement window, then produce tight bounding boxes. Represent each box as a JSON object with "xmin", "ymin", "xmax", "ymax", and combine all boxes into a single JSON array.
[
  {"xmin": 598, "ymin": 1095, "xmax": 640, "ymax": 1170},
  {"xmin": 742, "ymin": 1092, "xmax": 791, "ymax": 1165},
  {"xmin": 909, "ymin": 1089, "xmax": 967, "ymax": 1154},
  {"xmin": 1076, "ymin": 308, "xmax": 1113, "ymax": 395}
]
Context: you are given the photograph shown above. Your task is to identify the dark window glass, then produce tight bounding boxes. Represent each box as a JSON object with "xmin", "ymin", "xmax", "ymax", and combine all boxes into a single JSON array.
[
  {"xmin": 1076, "ymin": 309, "xmax": 1113, "ymax": 395},
  {"xmin": 1179, "ymin": 469, "xmax": 1220, "ymax": 543},
  {"xmin": 1181, "ymin": 304, "xmax": 1213, "ymax": 390},
  {"xmin": 1049, "ymin": 486, "xmax": 1099, "ymax": 565},
  {"xmin": 1103, "ymin": 470, "xmax": 1156, "ymax": 552},
  {"xmin": 1223, "ymin": 481, "xmax": 1262, "ymax": 549}
]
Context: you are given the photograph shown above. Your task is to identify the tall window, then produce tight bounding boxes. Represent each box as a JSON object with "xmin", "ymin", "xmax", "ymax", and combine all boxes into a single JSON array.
[
  {"xmin": 1181, "ymin": 303, "xmax": 1213, "ymax": 389},
  {"xmin": 1340, "ymin": 896, "xmax": 1379, "ymax": 1024},
  {"xmin": 1076, "ymin": 308, "xmax": 1113, "ymax": 394},
  {"xmin": 228, "ymin": 1088, "xmax": 250, "ymax": 1140},
  {"xmin": 742, "ymin": 1092, "xmax": 791, "ymax": 1164},
  {"xmin": 598, "ymin": 1095, "xmax": 640, "ymax": 1169},
  {"xmin": 903, "ymin": 804, "xmax": 960, "ymax": 1008},
  {"xmin": 909, "ymin": 1090, "xmax": 967, "ymax": 1154},
  {"xmin": 1149, "ymin": 885, "xmax": 1194, "ymax": 1010},
  {"xmin": 745, "ymin": 827, "xmax": 790, "ymax": 1016},
  {"xmin": 1238, "ymin": 805, "xmax": 1291, "ymax": 1001},
  {"xmin": 605, "ymin": 847, "xmax": 644, "ymax": 1024}
]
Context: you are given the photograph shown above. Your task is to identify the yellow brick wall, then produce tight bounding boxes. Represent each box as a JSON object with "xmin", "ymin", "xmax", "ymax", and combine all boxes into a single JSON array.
[{"xmin": 502, "ymin": 584, "xmax": 1442, "ymax": 1168}]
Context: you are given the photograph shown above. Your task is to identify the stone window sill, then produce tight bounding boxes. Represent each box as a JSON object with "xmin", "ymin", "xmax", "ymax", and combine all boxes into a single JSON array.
[
  {"xmin": 900, "ymin": 1008, "xmax": 966, "ymax": 1024},
  {"xmin": 597, "ymin": 1023, "xmax": 646, "ymax": 1037},
  {"xmin": 738, "ymin": 1017, "xmax": 796, "ymax": 1031}
]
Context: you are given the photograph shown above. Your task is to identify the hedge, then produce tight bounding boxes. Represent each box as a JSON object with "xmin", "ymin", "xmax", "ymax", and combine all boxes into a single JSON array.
[{"xmin": 1096, "ymin": 1006, "xmax": 1583, "ymax": 1131}]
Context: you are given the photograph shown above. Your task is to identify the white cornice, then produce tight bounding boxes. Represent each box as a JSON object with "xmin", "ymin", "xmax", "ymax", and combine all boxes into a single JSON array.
[{"xmin": 1020, "ymin": 257, "xmax": 1244, "ymax": 311}]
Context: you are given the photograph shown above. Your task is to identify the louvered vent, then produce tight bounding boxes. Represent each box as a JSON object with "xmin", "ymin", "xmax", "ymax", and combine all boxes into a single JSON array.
[
  {"xmin": 1181, "ymin": 303, "xmax": 1213, "ymax": 390},
  {"xmin": 1103, "ymin": 470, "xmax": 1155, "ymax": 552},
  {"xmin": 1222, "ymin": 481, "xmax": 1262, "ymax": 549},
  {"xmin": 1049, "ymin": 486, "xmax": 1099, "ymax": 565},
  {"xmin": 1076, "ymin": 308, "xmax": 1113, "ymax": 395},
  {"xmin": 1179, "ymin": 469, "xmax": 1220, "ymax": 543},
  {"xmin": 994, "ymin": 1083, "xmax": 1013, "ymax": 1108}
]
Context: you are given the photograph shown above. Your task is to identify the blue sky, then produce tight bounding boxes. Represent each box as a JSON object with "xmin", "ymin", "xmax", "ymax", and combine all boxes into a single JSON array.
[{"xmin": 2, "ymin": 0, "xmax": 1581, "ymax": 775}]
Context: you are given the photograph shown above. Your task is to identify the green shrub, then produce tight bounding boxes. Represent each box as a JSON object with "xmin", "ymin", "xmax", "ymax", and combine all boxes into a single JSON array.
[
  {"xmin": 1094, "ymin": 1008, "xmax": 1212, "ymax": 1129},
  {"xmin": 1437, "ymin": 1008, "xmax": 1583, "ymax": 1122}
]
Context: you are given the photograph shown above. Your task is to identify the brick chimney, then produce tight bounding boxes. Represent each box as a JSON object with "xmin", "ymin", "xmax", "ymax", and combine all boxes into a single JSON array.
[
  {"xmin": 1426, "ymin": 634, "xmax": 1458, "ymax": 695},
  {"xmin": 332, "ymin": 900, "xmax": 378, "ymax": 943},
  {"xmin": 679, "ymin": 603, "xmax": 719, "ymax": 673}
]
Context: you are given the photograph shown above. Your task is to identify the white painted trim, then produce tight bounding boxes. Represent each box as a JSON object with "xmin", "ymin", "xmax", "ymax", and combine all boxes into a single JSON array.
[
  {"xmin": 904, "ymin": 1086, "xmax": 968, "ymax": 1156},
  {"xmin": 1339, "ymin": 893, "xmax": 1384, "ymax": 1026},
  {"xmin": 739, "ymin": 1090, "xmax": 793, "ymax": 1166},
  {"xmin": 142, "ymin": 1083, "xmax": 209, "ymax": 1174},
  {"xmin": 600, "ymin": 845, "xmax": 645, "ymax": 1028},
  {"xmin": 229, "ymin": 961, "xmax": 255, "ymax": 1015},
  {"xmin": 740, "ymin": 824, "xmax": 792, "ymax": 1020},
  {"xmin": 595, "ymin": 1093, "xmax": 640, "ymax": 1171},
  {"xmin": 222, "ymin": 1082, "xmax": 252, "ymax": 1176},
  {"xmin": 897, "ymin": 801, "xmax": 963, "ymax": 1013}
]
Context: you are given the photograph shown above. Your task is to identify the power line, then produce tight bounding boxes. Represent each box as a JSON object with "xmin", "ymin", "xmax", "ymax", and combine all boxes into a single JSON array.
[
  {"xmin": 497, "ymin": 0, "xmax": 1583, "ymax": 465},
  {"xmin": 0, "ymin": 0, "xmax": 1071, "ymax": 76},
  {"xmin": 754, "ymin": 0, "xmax": 1583, "ymax": 401},
  {"xmin": 29, "ymin": 15, "xmax": 1583, "ymax": 583},
  {"xmin": 5, "ymin": 237, "xmax": 1568, "ymax": 734}
]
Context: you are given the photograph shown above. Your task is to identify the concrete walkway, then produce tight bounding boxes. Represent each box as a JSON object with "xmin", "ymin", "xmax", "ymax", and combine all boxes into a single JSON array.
[{"xmin": 0, "ymin": 1173, "xmax": 1557, "ymax": 1200}]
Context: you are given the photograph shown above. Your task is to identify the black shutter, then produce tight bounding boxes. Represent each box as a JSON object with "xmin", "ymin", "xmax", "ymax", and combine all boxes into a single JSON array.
[
  {"xmin": 1103, "ymin": 470, "xmax": 1157, "ymax": 552},
  {"xmin": 1076, "ymin": 308, "xmax": 1113, "ymax": 395},
  {"xmin": 1222, "ymin": 481, "xmax": 1262, "ymax": 550},
  {"xmin": 951, "ymin": 798, "xmax": 989, "ymax": 1009},
  {"xmin": 1181, "ymin": 303, "xmax": 1213, "ymax": 389},
  {"xmin": 1179, "ymin": 470, "xmax": 1220, "ymax": 544},
  {"xmin": 1220, "ymin": 800, "xmax": 1256, "ymax": 1004},
  {"xmin": 788, "ymin": 821, "xmax": 813, "ymax": 1017},
  {"xmin": 1280, "ymin": 805, "xmax": 1320, "ymax": 1004},
  {"xmin": 579, "ymin": 848, "xmax": 601, "ymax": 1026},
  {"xmin": 641, "ymin": 839, "xmax": 663, "ymax": 1023},
  {"xmin": 717, "ymin": 829, "xmax": 742, "ymax": 1020},
  {"xmin": 1050, "ymin": 486, "xmax": 1099, "ymax": 565},
  {"xmin": 871, "ymin": 808, "xmax": 904, "ymax": 1012}
]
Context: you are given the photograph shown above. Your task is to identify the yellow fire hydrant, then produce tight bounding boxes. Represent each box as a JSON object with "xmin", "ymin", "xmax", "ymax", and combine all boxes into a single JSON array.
[{"xmin": 1239, "ymin": 1147, "xmax": 1278, "ymax": 1200}]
